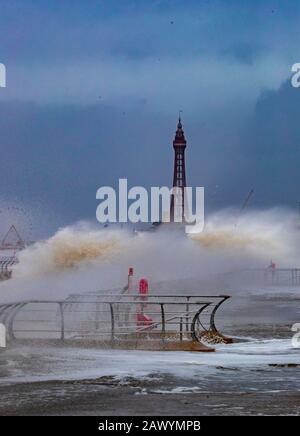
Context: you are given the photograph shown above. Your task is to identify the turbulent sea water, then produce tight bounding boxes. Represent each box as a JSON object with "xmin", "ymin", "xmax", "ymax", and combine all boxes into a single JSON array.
[
  {"xmin": 0, "ymin": 290, "xmax": 299, "ymax": 416},
  {"xmin": 0, "ymin": 209, "xmax": 300, "ymax": 415}
]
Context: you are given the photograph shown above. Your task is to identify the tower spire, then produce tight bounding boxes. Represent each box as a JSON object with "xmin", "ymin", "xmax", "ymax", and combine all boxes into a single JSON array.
[{"xmin": 178, "ymin": 110, "xmax": 182, "ymax": 123}]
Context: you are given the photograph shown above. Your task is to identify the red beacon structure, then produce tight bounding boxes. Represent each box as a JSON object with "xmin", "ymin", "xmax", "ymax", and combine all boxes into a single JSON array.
[
  {"xmin": 136, "ymin": 277, "xmax": 153, "ymax": 329},
  {"xmin": 139, "ymin": 278, "xmax": 148, "ymax": 297}
]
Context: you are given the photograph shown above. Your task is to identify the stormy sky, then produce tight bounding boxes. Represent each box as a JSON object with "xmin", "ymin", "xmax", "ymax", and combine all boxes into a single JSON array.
[{"xmin": 0, "ymin": 0, "xmax": 300, "ymax": 236}]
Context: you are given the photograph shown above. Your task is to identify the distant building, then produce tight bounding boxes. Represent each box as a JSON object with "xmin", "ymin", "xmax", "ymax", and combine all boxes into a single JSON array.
[{"xmin": 0, "ymin": 225, "xmax": 25, "ymax": 281}]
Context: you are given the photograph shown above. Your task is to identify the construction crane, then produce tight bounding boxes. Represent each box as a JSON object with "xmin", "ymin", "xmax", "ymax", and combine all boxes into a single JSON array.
[{"xmin": 235, "ymin": 189, "xmax": 255, "ymax": 228}]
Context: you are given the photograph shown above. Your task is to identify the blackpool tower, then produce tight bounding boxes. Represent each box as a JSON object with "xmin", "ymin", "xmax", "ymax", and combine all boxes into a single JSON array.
[{"xmin": 170, "ymin": 115, "xmax": 187, "ymax": 223}]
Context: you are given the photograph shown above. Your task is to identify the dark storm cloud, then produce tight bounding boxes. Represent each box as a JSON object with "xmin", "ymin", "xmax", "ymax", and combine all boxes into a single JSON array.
[
  {"xmin": 244, "ymin": 79, "xmax": 300, "ymax": 208},
  {"xmin": 221, "ymin": 43, "xmax": 266, "ymax": 65},
  {"xmin": 0, "ymin": 101, "xmax": 175, "ymax": 226},
  {"xmin": 0, "ymin": 0, "xmax": 300, "ymax": 232}
]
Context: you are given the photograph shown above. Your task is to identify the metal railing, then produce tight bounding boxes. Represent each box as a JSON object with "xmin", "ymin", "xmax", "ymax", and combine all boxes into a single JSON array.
[
  {"xmin": 0, "ymin": 294, "xmax": 230, "ymax": 346},
  {"xmin": 0, "ymin": 256, "xmax": 17, "ymax": 281},
  {"xmin": 219, "ymin": 268, "xmax": 300, "ymax": 287}
]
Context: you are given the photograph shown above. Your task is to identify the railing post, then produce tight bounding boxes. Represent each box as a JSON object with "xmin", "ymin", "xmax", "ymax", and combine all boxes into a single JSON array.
[
  {"xmin": 160, "ymin": 303, "xmax": 165, "ymax": 342},
  {"xmin": 7, "ymin": 302, "xmax": 28, "ymax": 341},
  {"xmin": 110, "ymin": 303, "xmax": 115, "ymax": 346},
  {"xmin": 191, "ymin": 303, "xmax": 211, "ymax": 343},
  {"xmin": 95, "ymin": 300, "xmax": 101, "ymax": 331},
  {"xmin": 58, "ymin": 303, "xmax": 65, "ymax": 342},
  {"xmin": 209, "ymin": 296, "xmax": 230, "ymax": 333},
  {"xmin": 2, "ymin": 304, "xmax": 19, "ymax": 340},
  {"xmin": 179, "ymin": 317, "xmax": 183, "ymax": 342},
  {"xmin": 185, "ymin": 296, "xmax": 190, "ymax": 332}
]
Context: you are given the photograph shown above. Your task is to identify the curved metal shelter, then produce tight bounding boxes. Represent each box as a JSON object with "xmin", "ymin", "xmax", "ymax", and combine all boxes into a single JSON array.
[{"xmin": 0, "ymin": 293, "xmax": 231, "ymax": 351}]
